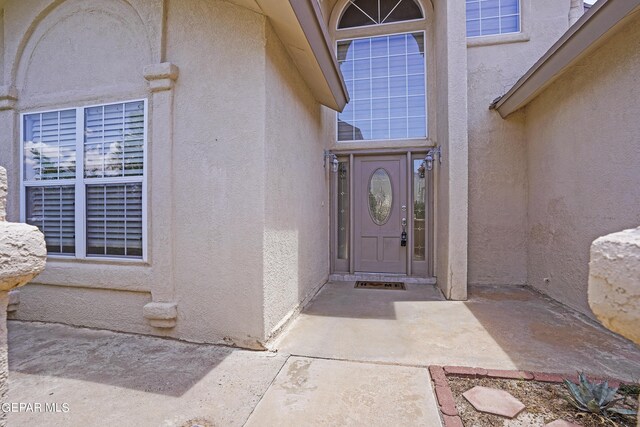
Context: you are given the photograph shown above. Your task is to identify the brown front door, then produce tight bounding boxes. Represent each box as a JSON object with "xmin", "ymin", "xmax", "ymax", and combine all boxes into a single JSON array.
[{"xmin": 354, "ymin": 155, "xmax": 407, "ymax": 274}]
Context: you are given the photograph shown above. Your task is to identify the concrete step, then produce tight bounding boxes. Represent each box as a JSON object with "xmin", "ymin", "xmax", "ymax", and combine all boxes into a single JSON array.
[{"xmin": 329, "ymin": 273, "xmax": 436, "ymax": 285}]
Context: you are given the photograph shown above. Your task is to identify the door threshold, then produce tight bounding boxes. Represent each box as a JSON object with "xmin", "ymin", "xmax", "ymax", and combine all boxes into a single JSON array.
[{"xmin": 329, "ymin": 273, "xmax": 436, "ymax": 285}]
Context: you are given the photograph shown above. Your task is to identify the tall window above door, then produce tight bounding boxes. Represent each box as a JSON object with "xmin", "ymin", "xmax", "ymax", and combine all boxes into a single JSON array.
[
  {"xmin": 336, "ymin": 0, "xmax": 426, "ymax": 142},
  {"xmin": 338, "ymin": 33, "xmax": 426, "ymax": 141}
]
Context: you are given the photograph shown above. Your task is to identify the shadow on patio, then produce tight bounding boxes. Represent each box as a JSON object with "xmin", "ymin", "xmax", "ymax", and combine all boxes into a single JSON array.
[
  {"xmin": 8, "ymin": 321, "xmax": 233, "ymax": 397},
  {"xmin": 7, "ymin": 321, "xmax": 287, "ymax": 427},
  {"xmin": 273, "ymin": 282, "xmax": 640, "ymax": 380}
]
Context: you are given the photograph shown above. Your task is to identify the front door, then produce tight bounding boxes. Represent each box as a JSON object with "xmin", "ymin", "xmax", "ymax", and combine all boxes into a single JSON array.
[{"xmin": 354, "ymin": 155, "xmax": 407, "ymax": 274}]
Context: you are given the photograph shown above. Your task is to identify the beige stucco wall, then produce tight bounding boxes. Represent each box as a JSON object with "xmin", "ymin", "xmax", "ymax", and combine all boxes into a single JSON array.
[
  {"xmin": 466, "ymin": 0, "xmax": 571, "ymax": 286},
  {"xmin": 263, "ymin": 22, "xmax": 332, "ymax": 338},
  {"xmin": 524, "ymin": 11, "xmax": 640, "ymax": 316},
  {"xmin": 0, "ymin": 0, "xmax": 330, "ymax": 347},
  {"xmin": 165, "ymin": 0, "xmax": 269, "ymax": 345},
  {"xmin": 433, "ymin": 0, "xmax": 469, "ymax": 300}
]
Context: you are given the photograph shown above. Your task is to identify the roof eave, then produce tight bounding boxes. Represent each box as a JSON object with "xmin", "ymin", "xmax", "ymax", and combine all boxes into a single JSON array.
[
  {"xmin": 257, "ymin": 0, "xmax": 349, "ymax": 111},
  {"xmin": 493, "ymin": 0, "xmax": 640, "ymax": 118}
]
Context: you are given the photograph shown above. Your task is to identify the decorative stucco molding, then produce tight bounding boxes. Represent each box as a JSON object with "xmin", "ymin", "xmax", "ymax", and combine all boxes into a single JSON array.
[
  {"xmin": 7, "ymin": 290, "xmax": 20, "ymax": 314},
  {"xmin": 144, "ymin": 62, "xmax": 179, "ymax": 329},
  {"xmin": 143, "ymin": 63, "xmax": 179, "ymax": 92},
  {"xmin": 143, "ymin": 302, "xmax": 178, "ymax": 328},
  {"xmin": 0, "ymin": 86, "xmax": 18, "ymax": 111}
]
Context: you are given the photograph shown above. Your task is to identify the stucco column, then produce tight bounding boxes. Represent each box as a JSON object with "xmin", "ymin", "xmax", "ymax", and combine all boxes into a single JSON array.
[
  {"xmin": 0, "ymin": 86, "xmax": 19, "ymax": 222},
  {"xmin": 434, "ymin": 0, "xmax": 469, "ymax": 300},
  {"xmin": 0, "ymin": 166, "xmax": 47, "ymax": 424},
  {"xmin": 143, "ymin": 63, "xmax": 179, "ymax": 328}
]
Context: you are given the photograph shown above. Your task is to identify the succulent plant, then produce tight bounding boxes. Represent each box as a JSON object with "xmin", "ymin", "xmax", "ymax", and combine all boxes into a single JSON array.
[{"xmin": 563, "ymin": 372, "xmax": 638, "ymax": 418}]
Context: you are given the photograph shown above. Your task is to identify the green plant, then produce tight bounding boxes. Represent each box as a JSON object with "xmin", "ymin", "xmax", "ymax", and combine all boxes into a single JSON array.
[{"xmin": 563, "ymin": 372, "xmax": 637, "ymax": 418}]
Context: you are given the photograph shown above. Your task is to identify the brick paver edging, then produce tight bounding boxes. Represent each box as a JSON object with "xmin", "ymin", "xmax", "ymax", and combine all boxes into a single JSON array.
[{"xmin": 428, "ymin": 366, "xmax": 626, "ymax": 427}]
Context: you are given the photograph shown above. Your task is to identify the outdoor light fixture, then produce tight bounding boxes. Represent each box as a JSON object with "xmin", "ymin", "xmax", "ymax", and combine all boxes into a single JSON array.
[
  {"xmin": 424, "ymin": 146, "xmax": 442, "ymax": 171},
  {"xmin": 324, "ymin": 150, "xmax": 339, "ymax": 173}
]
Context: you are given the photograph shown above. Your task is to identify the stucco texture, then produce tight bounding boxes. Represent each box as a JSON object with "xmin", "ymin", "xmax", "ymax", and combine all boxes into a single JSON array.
[
  {"xmin": 1, "ymin": 0, "xmax": 330, "ymax": 347},
  {"xmin": 263, "ymin": 22, "xmax": 332, "ymax": 338},
  {"xmin": 524, "ymin": 11, "xmax": 640, "ymax": 316},
  {"xmin": 466, "ymin": 0, "xmax": 570, "ymax": 286}
]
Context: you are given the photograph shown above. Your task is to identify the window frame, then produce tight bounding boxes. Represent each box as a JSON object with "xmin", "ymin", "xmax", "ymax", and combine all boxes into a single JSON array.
[
  {"xmin": 336, "ymin": 0, "xmax": 425, "ymax": 31},
  {"xmin": 19, "ymin": 98, "xmax": 149, "ymax": 263},
  {"xmin": 465, "ymin": 0, "xmax": 522, "ymax": 39},
  {"xmin": 335, "ymin": 30, "xmax": 428, "ymax": 143}
]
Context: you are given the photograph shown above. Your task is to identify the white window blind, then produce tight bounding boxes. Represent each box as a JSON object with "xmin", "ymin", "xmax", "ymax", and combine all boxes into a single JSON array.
[
  {"xmin": 86, "ymin": 183, "xmax": 143, "ymax": 257},
  {"xmin": 23, "ymin": 110, "xmax": 76, "ymax": 181},
  {"xmin": 85, "ymin": 102, "xmax": 145, "ymax": 178},
  {"xmin": 25, "ymin": 186, "xmax": 75, "ymax": 254},
  {"xmin": 21, "ymin": 100, "xmax": 146, "ymax": 260}
]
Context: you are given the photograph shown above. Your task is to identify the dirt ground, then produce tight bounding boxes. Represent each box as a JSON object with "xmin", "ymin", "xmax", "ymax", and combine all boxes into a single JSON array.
[{"xmin": 447, "ymin": 376, "xmax": 639, "ymax": 427}]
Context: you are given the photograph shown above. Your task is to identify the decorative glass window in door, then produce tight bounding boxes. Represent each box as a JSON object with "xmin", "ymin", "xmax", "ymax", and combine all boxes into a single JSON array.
[{"xmin": 413, "ymin": 159, "xmax": 426, "ymax": 260}]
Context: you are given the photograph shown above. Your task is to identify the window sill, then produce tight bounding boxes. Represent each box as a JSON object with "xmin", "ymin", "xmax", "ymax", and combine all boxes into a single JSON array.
[
  {"xmin": 467, "ymin": 32, "xmax": 530, "ymax": 48},
  {"xmin": 46, "ymin": 255, "xmax": 149, "ymax": 266}
]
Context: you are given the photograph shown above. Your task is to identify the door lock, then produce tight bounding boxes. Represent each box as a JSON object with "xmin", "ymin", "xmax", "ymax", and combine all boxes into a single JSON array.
[{"xmin": 401, "ymin": 218, "xmax": 407, "ymax": 247}]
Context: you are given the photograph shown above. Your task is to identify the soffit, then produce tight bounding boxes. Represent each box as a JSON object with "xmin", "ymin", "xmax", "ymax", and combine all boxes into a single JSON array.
[{"xmin": 227, "ymin": 0, "xmax": 349, "ymax": 111}]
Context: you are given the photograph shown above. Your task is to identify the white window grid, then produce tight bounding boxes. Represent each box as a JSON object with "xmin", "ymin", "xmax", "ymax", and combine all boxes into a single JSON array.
[
  {"xmin": 19, "ymin": 99, "xmax": 148, "ymax": 262},
  {"xmin": 465, "ymin": 0, "xmax": 521, "ymax": 38},
  {"xmin": 337, "ymin": 31, "xmax": 428, "ymax": 142},
  {"xmin": 337, "ymin": 0, "xmax": 425, "ymax": 29}
]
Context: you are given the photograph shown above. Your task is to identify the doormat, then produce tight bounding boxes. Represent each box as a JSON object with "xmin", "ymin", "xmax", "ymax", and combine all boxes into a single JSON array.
[{"xmin": 355, "ymin": 281, "xmax": 406, "ymax": 290}]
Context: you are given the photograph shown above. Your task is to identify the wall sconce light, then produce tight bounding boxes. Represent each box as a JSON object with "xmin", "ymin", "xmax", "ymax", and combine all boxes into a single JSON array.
[
  {"xmin": 424, "ymin": 146, "xmax": 442, "ymax": 172},
  {"xmin": 324, "ymin": 151, "xmax": 339, "ymax": 173}
]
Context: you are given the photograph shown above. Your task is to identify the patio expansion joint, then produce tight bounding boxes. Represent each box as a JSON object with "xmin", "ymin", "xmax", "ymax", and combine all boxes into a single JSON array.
[
  {"xmin": 285, "ymin": 352, "xmax": 433, "ymax": 370},
  {"xmin": 240, "ymin": 353, "xmax": 291, "ymax": 427}
]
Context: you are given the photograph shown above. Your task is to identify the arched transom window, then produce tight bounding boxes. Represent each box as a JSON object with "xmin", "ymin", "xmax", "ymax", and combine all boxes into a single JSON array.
[
  {"xmin": 339, "ymin": 0, "xmax": 423, "ymax": 29},
  {"xmin": 337, "ymin": 0, "xmax": 426, "ymax": 142}
]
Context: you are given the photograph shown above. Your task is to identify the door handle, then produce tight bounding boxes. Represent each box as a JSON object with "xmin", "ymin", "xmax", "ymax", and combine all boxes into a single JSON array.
[{"xmin": 401, "ymin": 218, "xmax": 407, "ymax": 247}]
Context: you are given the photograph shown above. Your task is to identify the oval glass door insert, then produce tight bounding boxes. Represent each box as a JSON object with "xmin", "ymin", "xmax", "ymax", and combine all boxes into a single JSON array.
[{"xmin": 368, "ymin": 168, "xmax": 393, "ymax": 225}]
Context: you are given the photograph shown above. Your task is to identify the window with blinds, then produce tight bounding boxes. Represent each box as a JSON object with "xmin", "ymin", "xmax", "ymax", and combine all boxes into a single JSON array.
[{"xmin": 21, "ymin": 100, "xmax": 146, "ymax": 260}]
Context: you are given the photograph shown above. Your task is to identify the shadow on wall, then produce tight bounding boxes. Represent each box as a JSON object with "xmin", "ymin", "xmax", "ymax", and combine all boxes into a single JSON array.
[{"xmin": 8, "ymin": 322, "xmax": 231, "ymax": 398}]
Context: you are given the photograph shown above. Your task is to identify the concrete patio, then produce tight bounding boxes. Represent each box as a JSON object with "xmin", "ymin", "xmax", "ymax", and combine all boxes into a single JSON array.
[
  {"xmin": 7, "ymin": 283, "xmax": 640, "ymax": 426},
  {"xmin": 273, "ymin": 283, "xmax": 640, "ymax": 376}
]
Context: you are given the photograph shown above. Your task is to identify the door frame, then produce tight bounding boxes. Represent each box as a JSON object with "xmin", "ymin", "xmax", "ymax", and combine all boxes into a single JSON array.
[{"xmin": 330, "ymin": 149, "xmax": 434, "ymax": 277}]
